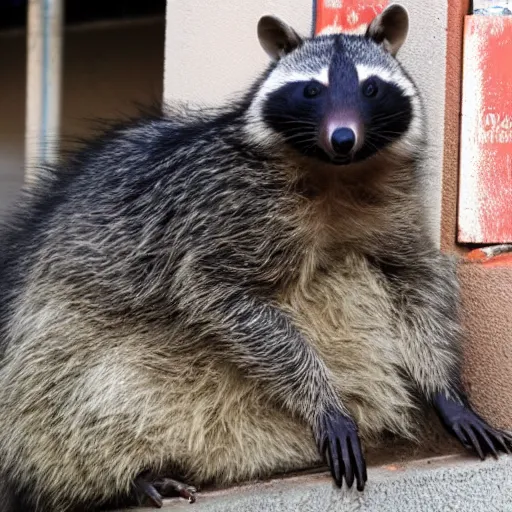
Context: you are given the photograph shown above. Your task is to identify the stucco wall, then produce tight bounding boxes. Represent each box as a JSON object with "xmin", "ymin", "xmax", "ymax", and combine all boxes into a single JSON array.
[
  {"xmin": 0, "ymin": 18, "xmax": 164, "ymax": 216},
  {"xmin": 163, "ymin": 0, "xmax": 448, "ymax": 243}
]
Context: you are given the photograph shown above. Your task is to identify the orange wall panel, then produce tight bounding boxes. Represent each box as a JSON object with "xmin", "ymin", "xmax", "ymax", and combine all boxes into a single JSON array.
[{"xmin": 458, "ymin": 15, "xmax": 512, "ymax": 244}]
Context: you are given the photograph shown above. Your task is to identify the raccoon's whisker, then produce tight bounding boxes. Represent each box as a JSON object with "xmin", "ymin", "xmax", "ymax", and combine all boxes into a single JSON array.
[
  {"xmin": 280, "ymin": 126, "xmax": 317, "ymax": 135},
  {"xmin": 363, "ymin": 138, "xmax": 381, "ymax": 153},
  {"xmin": 378, "ymin": 130, "xmax": 408, "ymax": 137},
  {"xmin": 265, "ymin": 117, "xmax": 319, "ymax": 128},
  {"xmin": 284, "ymin": 138, "xmax": 318, "ymax": 147},
  {"xmin": 366, "ymin": 128, "xmax": 403, "ymax": 140},
  {"xmin": 283, "ymin": 133, "xmax": 317, "ymax": 143},
  {"xmin": 267, "ymin": 113, "xmax": 316, "ymax": 121},
  {"xmin": 372, "ymin": 109, "xmax": 409, "ymax": 119},
  {"xmin": 276, "ymin": 121, "xmax": 319, "ymax": 128},
  {"xmin": 264, "ymin": 113, "xmax": 318, "ymax": 122},
  {"xmin": 299, "ymin": 137, "xmax": 320, "ymax": 146},
  {"xmin": 368, "ymin": 134, "xmax": 400, "ymax": 143},
  {"xmin": 370, "ymin": 117, "xmax": 407, "ymax": 127},
  {"xmin": 366, "ymin": 133, "xmax": 398, "ymax": 152},
  {"xmin": 370, "ymin": 111, "xmax": 409, "ymax": 123}
]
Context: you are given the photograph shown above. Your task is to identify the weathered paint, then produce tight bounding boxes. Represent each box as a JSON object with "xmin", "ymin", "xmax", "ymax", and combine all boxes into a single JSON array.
[
  {"xmin": 467, "ymin": 245, "xmax": 512, "ymax": 266},
  {"xmin": 314, "ymin": 0, "xmax": 389, "ymax": 35},
  {"xmin": 458, "ymin": 15, "xmax": 512, "ymax": 244}
]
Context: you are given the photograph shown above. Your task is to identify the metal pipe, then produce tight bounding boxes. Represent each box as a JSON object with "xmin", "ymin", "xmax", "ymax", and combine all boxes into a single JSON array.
[{"xmin": 24, "ymin": 0, "xmax": 63, "ymax": 183}]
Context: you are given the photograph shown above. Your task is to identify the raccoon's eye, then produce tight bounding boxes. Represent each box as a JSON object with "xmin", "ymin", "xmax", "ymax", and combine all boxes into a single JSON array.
[
  {"xmin": 362, "ymin": 78, "xmax": 379, "ymax": 98},
  {"xmin": 303, "ymin": 82, "xmax": 323, "ymax": 99}
]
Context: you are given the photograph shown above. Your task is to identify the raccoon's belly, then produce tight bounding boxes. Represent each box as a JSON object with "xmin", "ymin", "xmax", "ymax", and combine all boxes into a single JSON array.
[
  {"xmin": 137, "ymin": 351, "xmax": 321, "ymax": 485},
  {"xmin": 279, "ymin": 255, "xmax": 417, "ymax": 441},
  {"xmin": 166, "ymin": 257, "xmax": 418, "ymax": 484}
]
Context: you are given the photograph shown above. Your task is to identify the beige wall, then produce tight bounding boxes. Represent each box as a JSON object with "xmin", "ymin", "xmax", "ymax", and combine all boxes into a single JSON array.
[
  {"xmin": 164, "ymin": 0, "xmax": 448, "ymax": 243},
  {"xmin": 0, "ymin": 18, "xmax": 165, "ymax": 216},
  {"xmin": 164, "ymin": 0, "xmax": 313, "ymax": 104}
]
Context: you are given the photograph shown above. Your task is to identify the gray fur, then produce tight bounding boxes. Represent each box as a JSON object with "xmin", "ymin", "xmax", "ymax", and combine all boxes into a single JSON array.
[{"xmin": 0, "ymin": 6, "xmax": 465, "ymax": 511}]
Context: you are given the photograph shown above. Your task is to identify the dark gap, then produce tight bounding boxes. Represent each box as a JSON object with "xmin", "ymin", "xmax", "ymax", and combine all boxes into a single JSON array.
[{"xmin": 0, "ymin": 0, "xmax": 166, "ymax": 31}]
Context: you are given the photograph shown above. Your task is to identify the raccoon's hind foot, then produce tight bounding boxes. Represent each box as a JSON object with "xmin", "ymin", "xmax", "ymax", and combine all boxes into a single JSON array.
[
  {"xmin": 315, "ymin": 407, "xmax": 367, "ymax": 492},
  {"xmin": 433, "ymin": 392, "xmax": 512, "ymax": 460},
  {"xmin": 134, "ymin": 472, "xmax": 197, "ymax": 508}
]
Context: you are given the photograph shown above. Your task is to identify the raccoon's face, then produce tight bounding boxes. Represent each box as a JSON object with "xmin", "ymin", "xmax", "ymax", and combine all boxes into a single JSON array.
[{"xmin": 248, "ymin": 5, "xmax": 421, "ymax": 166}]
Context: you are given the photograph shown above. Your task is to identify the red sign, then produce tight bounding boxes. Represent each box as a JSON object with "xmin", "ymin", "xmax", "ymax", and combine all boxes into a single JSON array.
[
  {"xmin": 458, "ymin": 15, "xmax": 512, "ymax": 244},
  {"xmin": 314, "ymin": 0, "xmax": 389, "ymax": 35}
]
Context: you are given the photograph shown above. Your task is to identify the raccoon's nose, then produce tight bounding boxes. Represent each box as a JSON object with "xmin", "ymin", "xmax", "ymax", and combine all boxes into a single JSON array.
[{"xmin": 330, "ymin": 128, "xmax": 356, "ymax": 156}]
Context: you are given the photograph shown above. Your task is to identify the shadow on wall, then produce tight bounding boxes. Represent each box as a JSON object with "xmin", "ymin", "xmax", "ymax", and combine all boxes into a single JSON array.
[
  {"xmin": 0, "ymin": 0, "xmax": 166, "ymax": 31},
  {"xmin": 0, "ymin": 16, "xmax": 165, "ymax": 216}
]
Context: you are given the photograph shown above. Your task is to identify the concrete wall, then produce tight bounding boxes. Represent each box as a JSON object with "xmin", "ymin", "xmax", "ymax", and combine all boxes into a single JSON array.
[
  {"xmin": 0, "ymin": 17, "xmax": 164, "ymax": 216},
  {"xmin": 163, "ymin": 0, "xmax": 448, "ymax": 243}
]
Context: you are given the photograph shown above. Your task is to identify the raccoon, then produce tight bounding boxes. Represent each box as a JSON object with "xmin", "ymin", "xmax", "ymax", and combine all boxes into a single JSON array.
[{"xmin": 0, "ymin": 4, "xmax": 510, "ymax": 511}]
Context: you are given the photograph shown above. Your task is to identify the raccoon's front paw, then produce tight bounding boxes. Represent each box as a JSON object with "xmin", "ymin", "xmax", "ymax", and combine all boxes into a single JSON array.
[
  {"xmin": 433, "ymin": 392, "xmax": 512, "ymax": 460},
  {"xmin": 315, "ymin": 408, "xmax": 367, "ymax": 491}
]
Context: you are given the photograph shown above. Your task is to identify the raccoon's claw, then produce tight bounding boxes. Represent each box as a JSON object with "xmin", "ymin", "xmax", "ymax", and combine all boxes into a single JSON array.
[
  {"xmin": 154, "ymin": 478, "xmax": 197, "ymax": 503},
  {"xmin": 315, "ymin": 408, "xmax": 367, "ymax": 491},
  {"xmin": 134, "ymin": 473, "xmax": 198, "ymax": 507},
  {"xmin": 433, "ymin": 392, "xmax": 512, "ymax": 460}
]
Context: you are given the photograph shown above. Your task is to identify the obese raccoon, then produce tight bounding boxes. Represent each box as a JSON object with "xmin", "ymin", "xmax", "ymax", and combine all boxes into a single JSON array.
[{"xmin": 0, "ymin": 4, "xmax": 510, "ymax": 511}]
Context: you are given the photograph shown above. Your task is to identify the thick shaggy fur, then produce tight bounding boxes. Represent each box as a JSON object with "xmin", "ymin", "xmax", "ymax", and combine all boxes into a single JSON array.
[{"xmin": 0, "ymin": 9, "xmax": 463, "ymax": 512}]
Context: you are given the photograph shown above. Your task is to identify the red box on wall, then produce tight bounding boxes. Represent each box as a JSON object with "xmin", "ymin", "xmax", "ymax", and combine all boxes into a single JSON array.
[
  {"xmin": 314, "ymin": 0, "xmax": 388, "ymax": 35},
  {"xmin": 458, "ymin": 15, "xmax": 512, "ymax": 244}
]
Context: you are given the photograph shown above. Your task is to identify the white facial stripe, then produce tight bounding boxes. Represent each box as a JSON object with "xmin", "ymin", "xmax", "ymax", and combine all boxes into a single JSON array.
[
  {"xmin": 356, "ymin": 64, "xmax": 416, "ymax": 98},
  {"xmin": 317, "ymin": 67, "xmax": 329, "ymax": 86},
  {"xmin": 258, "ymin": 66, "xmax": 330, "ymax": 98}
]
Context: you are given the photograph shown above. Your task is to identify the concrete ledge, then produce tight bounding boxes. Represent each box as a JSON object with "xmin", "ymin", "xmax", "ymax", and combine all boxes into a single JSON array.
[{"xmin": 125, "ymin": 454, "xmax": 512, "ymax": 512}]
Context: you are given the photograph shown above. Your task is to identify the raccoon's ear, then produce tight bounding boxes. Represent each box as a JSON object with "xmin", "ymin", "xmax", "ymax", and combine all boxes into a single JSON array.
[
  {"xmin": 258, "ymin": 15, "xmax": 303, "ymax": 61},
  {"xmin": 366, "ymin": 4, "xmax": 409, "ymax": 56}
]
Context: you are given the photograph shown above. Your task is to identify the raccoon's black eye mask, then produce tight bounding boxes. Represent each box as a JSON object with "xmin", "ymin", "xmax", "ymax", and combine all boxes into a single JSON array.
[{"xmin": 262, "ymin": 73, "xmax": 413, "ymax": 165}]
